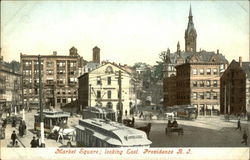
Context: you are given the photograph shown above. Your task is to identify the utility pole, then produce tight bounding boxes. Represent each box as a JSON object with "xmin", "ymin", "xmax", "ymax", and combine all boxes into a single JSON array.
[
  {"xmin": 118, "ymin": 70, "xmax": 122, "ymax": 123},
  {"xmin": 38, "ymin": 55, "xmax": 45, "ymax": 147},
  {"xmin": 89, "ymin": 84, "xmax": 91, "ymax": 106},
  {"xmin": 21, "ymin": 59, "xmax": 25, "ymax": 121},
  {"xmin": 224, "ymin": 85, "xmax": 226, "ymax": 114}
]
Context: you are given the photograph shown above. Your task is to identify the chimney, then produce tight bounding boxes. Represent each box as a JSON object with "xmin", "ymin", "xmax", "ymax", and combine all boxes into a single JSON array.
[
  {"xmin": 53, "ymin": 51, "xmax": 57, "ymax": 56},
  {"xmin": 239, "ymin": 56, "xmax": 242, "ymax": 67},
  {"xmin": 217, "ymin": 49, "xmax": 219, "ymax": 54}
]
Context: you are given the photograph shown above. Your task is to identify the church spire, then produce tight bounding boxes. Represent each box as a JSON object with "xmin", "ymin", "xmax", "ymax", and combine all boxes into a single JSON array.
[
  {"xmin": 185, "ymin": 5, "xmax": 197, "ymax": 52},
  {"xmin": 189, "ymin": 4, "xmax": 192, "ymax": 17}
]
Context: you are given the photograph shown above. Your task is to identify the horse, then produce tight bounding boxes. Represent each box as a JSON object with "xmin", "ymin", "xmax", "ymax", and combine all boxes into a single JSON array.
[
  {"xmin": 165, "ymin": 112, "xmax": 175, "ymax": 120},
  {"xmin": 136, "ymin": 123, "xmax": 151, "ymax": 139},
  {"xmin": 51, "ymin": 126, "xmax": 76, "ymax": 143}
]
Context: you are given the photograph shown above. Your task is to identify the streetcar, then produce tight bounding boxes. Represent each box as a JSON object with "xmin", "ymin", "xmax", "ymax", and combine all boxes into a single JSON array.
[
  {"xmin": 75, "ymin": 118, "xmax": 152, "ymax": 147},
  {"xmin": 82, "ymin": 106, "xmax": 116, "ymax": 121},
  {"xmin": 34, "ymin": 110, "xmax": 70, "ymax": 133}
]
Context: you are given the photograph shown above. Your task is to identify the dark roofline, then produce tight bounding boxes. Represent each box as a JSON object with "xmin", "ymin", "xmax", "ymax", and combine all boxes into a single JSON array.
[
  {"xmin": 78, "ymin": 73, "xmax": 88, "ymax": 79},
  {"xmin": 0, "ymin": 69, "xmax": 21, "ymax": 76}
]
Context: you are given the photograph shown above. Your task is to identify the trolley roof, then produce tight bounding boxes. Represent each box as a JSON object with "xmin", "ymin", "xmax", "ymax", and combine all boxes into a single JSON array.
[
  {"xmin": 75, "ymin": 118, "xmax": 152, "ymax": 146},
  {"xmin": 34, "ymin": 110, "xmax": 70, "ymax": 118}
]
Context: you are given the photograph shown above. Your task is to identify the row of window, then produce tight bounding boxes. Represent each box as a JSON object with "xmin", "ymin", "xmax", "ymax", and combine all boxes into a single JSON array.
[
  {"xmin": 193, "ymin": 68, "xmax": 218, "ymax": 75},
  {"xmin": 192, "ymin": 92, "xmax": 218, "ymax": 100},
  {"xmin": 96, "ymin": 90, "xmax": 120, "ymax": 99},
  {"xmin": 97, "ymin": 77, "xmax": 112, "ymax": 85},
  {"xmin": 193, "ymin": 80, "xmax": 218, "ymax": 87}
]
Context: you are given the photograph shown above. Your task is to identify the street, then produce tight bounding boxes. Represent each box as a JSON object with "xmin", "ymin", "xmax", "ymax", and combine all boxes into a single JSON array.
[
  {"xmin": 135, "ymin": 117, "xmax": 250, "ymax": 147},
  {"xmin": 1, "ymin": 110, "xmax": 249, "ymax": 148}
]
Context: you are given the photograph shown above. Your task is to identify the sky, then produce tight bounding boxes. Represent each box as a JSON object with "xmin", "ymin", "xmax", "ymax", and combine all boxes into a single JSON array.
[{"xmin": 1, "ymin": 1, "xmax": 249, "ymax": 65}]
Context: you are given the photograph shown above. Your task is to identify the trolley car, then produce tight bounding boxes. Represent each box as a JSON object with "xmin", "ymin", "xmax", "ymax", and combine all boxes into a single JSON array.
[
  {"xmin": 75, "ymin": 118, "xmax": 152, "ymax": 147},
  {"xmin": 82, "ymin": 106, "xmax": 116, "ymax": 121},
  {"xmin": 34, "ymin": 110, "xmax": 70, "ymax": 133}
]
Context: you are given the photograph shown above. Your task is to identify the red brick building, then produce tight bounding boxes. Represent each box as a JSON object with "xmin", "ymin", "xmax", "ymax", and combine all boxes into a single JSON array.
[{"xmin": 220, "ymin": 58, "xmax": 249, "ymax": 115}]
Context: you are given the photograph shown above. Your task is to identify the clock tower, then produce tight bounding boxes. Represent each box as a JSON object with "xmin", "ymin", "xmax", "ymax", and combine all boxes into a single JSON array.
[{"xmin": 185, "ymin": 5, "xmax": 197, "ymax": 52}]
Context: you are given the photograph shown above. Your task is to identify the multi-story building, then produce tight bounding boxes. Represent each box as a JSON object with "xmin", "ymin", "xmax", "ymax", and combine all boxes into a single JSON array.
[
  {"xmin": 220, "ymin": 57, "xmax": 250, "ymax": 115},
  {"xmin": 78, "ymin": 62, "xmax": 134, "ymax": 119},
  {"xmin": 175, "ymin": 53, "xmax": 227, "ymax": 115},
  {"xmin": 163, "ymin": 6, "xmax": 228, "ymax": 114},
  {"xmin": 0, "ymin": 50, "xmax": 21, "ymax": 113},
  {"xmin": 20, "ymin": 47, "xmax": 85, "ymax": 109}
]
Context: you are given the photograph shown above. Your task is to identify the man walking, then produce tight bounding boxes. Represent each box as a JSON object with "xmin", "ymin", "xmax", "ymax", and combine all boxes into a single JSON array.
[
  {"xmin": 11, "ymin": 131, "xmax": 17, "ymax": 147},
  {"xmin": 241, "ymin": 130, "xmax": 248, "ymax": 146},
  {"xmin": 236, "ymin": 118, "xmax": 241, "ymax": 131}
]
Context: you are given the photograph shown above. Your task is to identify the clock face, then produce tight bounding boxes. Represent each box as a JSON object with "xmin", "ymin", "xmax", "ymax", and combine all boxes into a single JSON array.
[{"xmin": 106, "ymin": 66, "xmax": 113, "ymax": 73}]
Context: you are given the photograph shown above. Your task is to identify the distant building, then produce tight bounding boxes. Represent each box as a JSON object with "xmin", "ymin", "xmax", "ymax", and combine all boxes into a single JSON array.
[
  {"xmin": 20, "ymin": 47, "xmax": 84, "ymax": 109},
  {"xmin": 0, "ymin": 51, "xmax": 21, "ymax": 113},
  {"xmin": 162, "ymin": 6, "xmax": 228, "ymax": 116},
  {"xmin": 220, "ymin": 57, "xmax": 250, "ymax": 115},
  {"xmin": 78, "ymin": 62, "xmax": 134, "ymax": 119}
]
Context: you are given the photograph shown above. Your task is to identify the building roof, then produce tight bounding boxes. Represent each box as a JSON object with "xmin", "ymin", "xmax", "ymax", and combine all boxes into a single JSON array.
[
  {"xmin": 76, "ymin": 118, "xmax": 152, "ymax": 146},
  {"xmin": 167, "ymin": 50, "xmax": 228, "ymax": 65}
]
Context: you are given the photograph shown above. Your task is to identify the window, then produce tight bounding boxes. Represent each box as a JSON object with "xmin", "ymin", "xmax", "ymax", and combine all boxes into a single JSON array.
[
  {"xmin": 47, "ymin": 70, "xmax": 53, "ymax": 75},
  {"xmin": 200, "ymin": 81, "xmax": 205, "ymax": 87},
  {"xmin": 193, "ymin": 68, "xmax": 197, "ymax": 75},
  {"xmin": 220, "ymin": 64, "xmax": 224, "ymax": 70},
  {"xmin": 57, "ymin": 98, "xmax": 61, "ymax": 103},
  {"xmin": 213, "ymin": 68, "xmax": 218, "ymax": 75},
  {"xmin": 107, "ymin": 90, "xmax": 111, "ymax": 99},
  {"xmin": 213, "ymin": 93, "xmax": 217, "ymax": 99},
  {"xmin": 107, "ymin": 77, "xmax": 111, "ymax": 85},
  {"xmin": 206, "ymin": 80, "xmax": 211, "ymax": 87},
  {"xmin": 97, "ymin": 77, "xmax": 101, "ymax": 85},
  {"xmin": 200, "ymin": 92, "xmax": 204, "ymax": 99},
  {"xmin": 213, "ymin": 80, "xmax": 218, "ymax": 87},
  {"xmin": 193, "ymin": 81, "xmax": 197, "ymax": 87},
  {"xmin": 192, "ymin": 92, "xmax": 197, "ymax": 99},
  {"xmin": 206, "ymin": 68, "xmax": 211, "ymax": 75},
  {"xmin": 62, "ymin": 98, "xmax": 66, "ymax": 103},
  {"xmin": 97, "ymin": 91, "xmax": 101, "ymax": 98},
  {"xmin": 200, "ymin": 69, "xmax": 204, "ymax": 75},
  {"xmin": 46, "ymin": 62, "xmax": 53, "ymax": 67},
  {"xmin": 206, "ymin": 92, "xmax": 211, "ymax": 99}
]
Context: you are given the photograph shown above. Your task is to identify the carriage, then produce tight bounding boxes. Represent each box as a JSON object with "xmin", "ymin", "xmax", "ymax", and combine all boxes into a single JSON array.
[{"xmin": 165, "ymin": 126, "xmax": 184, "ymax": 135}]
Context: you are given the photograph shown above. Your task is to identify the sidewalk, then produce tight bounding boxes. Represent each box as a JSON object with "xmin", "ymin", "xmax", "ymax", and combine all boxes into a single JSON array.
[{"xmin": 1, "ymin": 111, "xmax": 76, "ymax": 148}]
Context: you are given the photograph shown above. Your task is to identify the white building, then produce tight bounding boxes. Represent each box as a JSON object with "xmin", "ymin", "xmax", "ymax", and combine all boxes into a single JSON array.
[{"xmin": 78, "ymin": 62, "xmax": 134, "ymax": 117}]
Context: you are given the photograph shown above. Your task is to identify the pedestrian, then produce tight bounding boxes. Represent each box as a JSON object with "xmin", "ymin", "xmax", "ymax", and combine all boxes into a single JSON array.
[
  {"xmin": 132, "ymin": 117, "xmax": 135, "ymax": 126},
  {"xmin": 11, "ymin": 131, "xmax": 17, "ymax": 147},
  {"xmin": 12, "ymin": 118, "xmax": 16, "ymax": 128},
  {"xmin": 36, "ymin": 136, "xmax": 40, "ymax": 147},
  {"xmin": 18, "ymin": 123, "xmax": 23, "ymax": 137},
  {"xmin": 241, "ymin": 130, "xmax": 248, "ymax": 146},
  {"xmin": 167, "ymin": 120, "xmax": 172, "ymax": 128},
  {"xmin": 30, "ymin": 136, "xmax": 37, "ymax": 148},
  {"xmin": 236, "ymin": 118, "xmax": 241, "ymax": 131},
  {"xmin": 23, "ymin": 121, "xmax": 27, "ymax": 135}
]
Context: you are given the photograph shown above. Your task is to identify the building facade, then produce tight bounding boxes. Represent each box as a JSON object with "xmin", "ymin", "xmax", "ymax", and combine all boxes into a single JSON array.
[
  {"xmin": 176, "ymin": 56, "xmax": 227, "ymax": 115},
  {"xmin": 0, "ymin": 51, "xmax": 21, "ymax": 113},
  {"xmin": 20, "ymin": 47, "xmax": 84, "ymax": 109},
  {"xmin": 78, "ymin": 62, "xmax": 133, "ymax": 118},
  {"xmin": 220, "ymin": 58, "xmax": 249, "ymax": 115}
]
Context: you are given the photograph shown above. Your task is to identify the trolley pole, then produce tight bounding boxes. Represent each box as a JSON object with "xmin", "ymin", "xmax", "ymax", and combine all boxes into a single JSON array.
[
  {"xmin": 118, "ymin": 70, "xmax": 122, "ymax": 123},
  {"xmin": 38, "ymin": 55, "xmax": 45, "ymax": 147}
]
